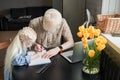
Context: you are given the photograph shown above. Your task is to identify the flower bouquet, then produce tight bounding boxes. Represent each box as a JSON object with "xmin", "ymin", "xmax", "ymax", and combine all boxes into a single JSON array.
[{"xmin": 77, "ymin": 25, "xmax": 107, "ymax": 74}]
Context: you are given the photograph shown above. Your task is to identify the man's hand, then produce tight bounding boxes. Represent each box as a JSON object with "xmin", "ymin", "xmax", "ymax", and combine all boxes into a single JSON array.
[
  {"xmin": 42, "ymin": 47, "xmax": 60, "ymax": 58},
  {"xmin": 34, "ymin": 43, "xmax": 44, "ymax": 52}
]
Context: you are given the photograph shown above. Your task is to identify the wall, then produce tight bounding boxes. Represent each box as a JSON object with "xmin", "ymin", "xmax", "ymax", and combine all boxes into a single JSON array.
[
  {"xmin": 52, "ymin": 0, "xmax": 85, "ymax": 41},
  {"xmin": 63, "ymin": 0, "xmax": 85, "ymax": 41},
  {"xmin": 52, "ymin": 0, "xmax": 63, "ymax": 14},
  {"xmin": 86, "ymin": 0, "xmax": 120, "ymax": 20},
  {"xmin": 101, "ymin": 0, "xmax": 120, "ymax": 14},
  {"xmin": 86, "ymin": 0, "xmax": 102, "ymax": 22},
  {"xmin": 0, "ymin": 0, "xmax": 52, "ymax": 16}
]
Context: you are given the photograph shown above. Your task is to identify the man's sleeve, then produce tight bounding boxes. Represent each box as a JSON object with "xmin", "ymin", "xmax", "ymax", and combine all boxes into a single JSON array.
[
  {"xmin": 62, "ymin": 19, "xmax": 73, "ymax": 40},
  {"xmin": 28, "ymin": 19, "xmax": 36, "ymax": 30}
]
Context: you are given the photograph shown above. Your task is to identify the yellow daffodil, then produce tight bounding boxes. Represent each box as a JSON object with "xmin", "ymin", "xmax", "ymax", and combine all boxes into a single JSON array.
[
  {"xmin": 88, "ymin": 25, "xmax": 95, "ymax": 34},
  {"xmin": 97, "ymin": 44, "xmax": 106, "ymax": 51},
  {"xmin": 89, "ymin": 33, "xmax": 94, "ymax": 39},
  {"xmin": 98, "ymin": 36, "xmax": 107, "ymax": 44},
  {"xmin": 83, "ymin": 31, "xmax": 89, "ymax": 38},
  {"xmin": 79, "ymin": 25, "xmax": 85, "ymax": 32},
  {"xmin": 94, "ymin": 29, "xmax": 101, "ymax": 37},
  {"xmin": 81, "ymin": 37, "xmax": 87, "ymax": 44},
  {"xmin": 95, "ymin": 38, "xmax": 101, "ymax": 46},
  {"xmin": 88, "ymin": 50, "xmax": 95, "ymax": 58},
  {"xmin": 77, "ymin": 32, "xmax": 82, "ymax": 38}
]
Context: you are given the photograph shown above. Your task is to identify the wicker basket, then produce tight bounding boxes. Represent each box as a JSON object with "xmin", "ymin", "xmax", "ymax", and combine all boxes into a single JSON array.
[{"xmin": 96, "ymin": 14, "xmax": 120, "ymax": 34}]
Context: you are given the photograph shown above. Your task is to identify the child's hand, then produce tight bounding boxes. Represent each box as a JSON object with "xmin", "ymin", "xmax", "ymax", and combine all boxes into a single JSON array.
[{"xmin": 34, "ymin": 43, "xmax": 44, "ymax": 52}]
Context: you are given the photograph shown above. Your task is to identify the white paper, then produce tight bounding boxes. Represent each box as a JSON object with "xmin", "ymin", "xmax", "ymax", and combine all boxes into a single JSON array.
[{"xmin": 27, "ymin": 50, "xmax": 51, "ymax": 66}]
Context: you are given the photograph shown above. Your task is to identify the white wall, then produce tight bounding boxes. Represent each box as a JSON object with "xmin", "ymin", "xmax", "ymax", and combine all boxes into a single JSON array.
[
  {"xmin": 115, "ymin": 0, "xmax": 120, "ymax": 13},
  {"xmin": 101, "ymin": 0, "xmax": 120, "ymax": 14}
]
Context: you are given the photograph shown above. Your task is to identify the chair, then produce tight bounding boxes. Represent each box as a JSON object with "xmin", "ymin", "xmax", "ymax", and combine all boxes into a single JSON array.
[
  {"xmin": 86, "ymin": 9, "xmax": 91, "ymax": 27},
  {"xmin": 85, "ymin": 9, "xmax": 95, "ymax": 27}
]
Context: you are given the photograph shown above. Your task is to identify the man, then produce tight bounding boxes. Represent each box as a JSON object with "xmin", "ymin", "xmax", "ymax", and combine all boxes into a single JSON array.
[{"xmin": 29, "ymin": 8, "xmax": 74, "ymax": 58}]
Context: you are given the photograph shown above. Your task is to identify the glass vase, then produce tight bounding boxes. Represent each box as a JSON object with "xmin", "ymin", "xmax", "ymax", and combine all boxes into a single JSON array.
[{"xmin": 82, "ymin": 56, "xmax": 100, "ymax": 74}]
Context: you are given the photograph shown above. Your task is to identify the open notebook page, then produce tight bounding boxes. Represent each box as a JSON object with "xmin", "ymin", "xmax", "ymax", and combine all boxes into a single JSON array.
[{"xmin": 27, "ymin": 50, "xmax": 51, "ymax": 66}]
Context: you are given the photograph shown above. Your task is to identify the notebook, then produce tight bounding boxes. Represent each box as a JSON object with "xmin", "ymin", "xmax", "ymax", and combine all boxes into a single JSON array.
[
  {"xmin": 27, "ymin": 50, "xmax": 51, "ymax": 66},
  {"xmin": 61, "ymin": 42, "xmax": 85, "ymax": 63}
]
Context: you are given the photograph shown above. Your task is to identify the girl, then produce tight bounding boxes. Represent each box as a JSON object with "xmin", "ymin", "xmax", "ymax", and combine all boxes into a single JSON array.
[{"xmin": 4, "ymin": 27, "xmax": 39, "ymax": 80}]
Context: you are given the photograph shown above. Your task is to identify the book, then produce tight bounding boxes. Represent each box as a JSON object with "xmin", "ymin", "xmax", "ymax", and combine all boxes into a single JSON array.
[{"xmin": 27, "ymin": 50, "xmax": 51, "ymax": 66}]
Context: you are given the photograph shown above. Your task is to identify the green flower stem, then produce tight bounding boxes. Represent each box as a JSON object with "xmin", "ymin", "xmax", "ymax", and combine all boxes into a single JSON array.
[
  {"xmin": 84, "ymin": 44, "xmax": 90, "ymax": 60},
  {"xmin": 85, "ymin": 44, "xmax": 89, "ymax": 55},
  {"xmin": 83, "ymin": 39, "xmax": 100, "ymax": 74}
]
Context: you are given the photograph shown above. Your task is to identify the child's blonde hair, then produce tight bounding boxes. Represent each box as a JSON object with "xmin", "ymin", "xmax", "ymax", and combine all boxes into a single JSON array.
[{"xmin": 4, "ymin": 27, "xmax": 37, "ymax": 80}]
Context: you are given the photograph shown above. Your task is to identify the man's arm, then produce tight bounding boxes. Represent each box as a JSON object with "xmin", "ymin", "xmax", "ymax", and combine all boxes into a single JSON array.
[
  {"xmin": 60, "ymin": 19, "xmax": 74, "ymax": 51},
  {"xmin": 41, "ymin": 19, "xmax": 74, "ymax": 58}
]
